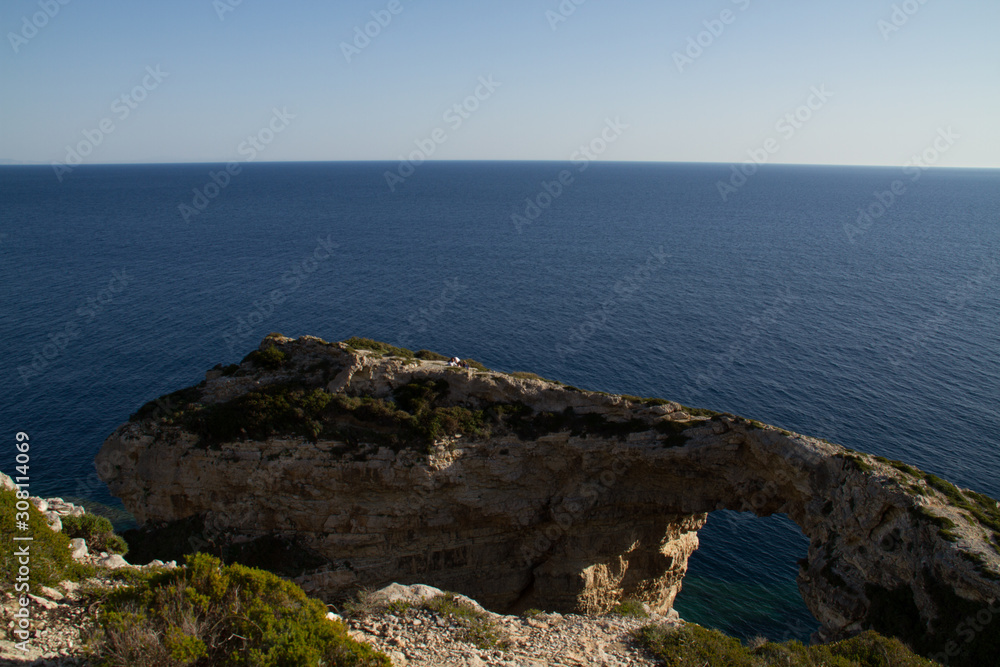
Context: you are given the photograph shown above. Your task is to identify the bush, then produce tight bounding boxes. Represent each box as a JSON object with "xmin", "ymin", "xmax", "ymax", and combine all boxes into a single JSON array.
[
  {"xmin": 422, "ymin": 594, "xmax": 509, "ymax": 650},
  {"xmin": 461, "ymin": 359, "xmax": 489, "ymax": 372},
  {"xmin": 130, "ymin": 385, "xmax": 203, "ymax": 422},
  {"xmin": 415, "ymin": 349, "xmax": 449, "ymax": 361},
  {"xmin": 634, "ymin": 623, "xmax": 936, "ymax": 667},
  {"xmin": 414, "ymin": 406, "xmax": 490, "ymax": 442},
  {"xmin": 93, "ymin": 553, "xmax": 390, "ymax": 667},
  {"xmin": 393, "ymin": 379, "xmax": 450, "ymax": 414},
  {"xmin": 62, "ymin": 513, "xmax": 128, "ymax": 555},
  {"xmin": 187, "ymin": 384, "xmax": 333, "ymax": 444},
  {"xmin": 244, "ymin": 346, "xmax": 288, "ymax": 370},
  {"xmin": 0, "ymin": 487, "xmax": 94, "ymax": 589},
  {"xmin": 610, "ymin": 599, "xmax": 648, "ymax": 617},
  {"xmin": 343, "ymin": 337, "xmax": 414, "ymax": 359}
]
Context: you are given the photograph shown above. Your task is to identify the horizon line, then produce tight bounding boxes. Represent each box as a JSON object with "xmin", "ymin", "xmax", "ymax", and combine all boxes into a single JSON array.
[{"xmin": 1, "ymin": 159, "xmax": 998, "ymax": 171}]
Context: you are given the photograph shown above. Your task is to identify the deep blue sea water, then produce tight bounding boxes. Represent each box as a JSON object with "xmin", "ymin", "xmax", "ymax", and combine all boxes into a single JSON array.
[{"xmin": 2, "ymin": 161, "xmax": 998, "ymax": 641}]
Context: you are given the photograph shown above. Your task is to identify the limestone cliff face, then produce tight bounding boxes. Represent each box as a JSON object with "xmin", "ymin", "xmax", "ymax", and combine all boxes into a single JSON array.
[{"xmin": 97, "ymin": 335, "xmax": 1000, "ymax": 656}]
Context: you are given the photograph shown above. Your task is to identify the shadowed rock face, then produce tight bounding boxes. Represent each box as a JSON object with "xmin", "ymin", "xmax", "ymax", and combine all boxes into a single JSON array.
[{"xmin": 97, "ymin": 335, "xmax": 1000, "ymax": 658}]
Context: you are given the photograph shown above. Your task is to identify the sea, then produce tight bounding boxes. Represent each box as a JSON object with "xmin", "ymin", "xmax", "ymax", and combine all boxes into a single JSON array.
[{"xmin": 1, "ymin": 161, "xmax": 998, "ymax": 642}]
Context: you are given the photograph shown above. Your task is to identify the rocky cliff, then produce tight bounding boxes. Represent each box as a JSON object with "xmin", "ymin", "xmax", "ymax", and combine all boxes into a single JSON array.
[{"xmin": 96, "ymin": 334, "xmax": 1000, "ymax": 662}]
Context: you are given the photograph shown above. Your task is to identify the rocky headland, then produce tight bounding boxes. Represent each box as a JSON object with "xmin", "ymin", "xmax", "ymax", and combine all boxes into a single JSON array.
[{"xmin": 93, "ymin": 334, "xmax": 1000, "ymax": 665}]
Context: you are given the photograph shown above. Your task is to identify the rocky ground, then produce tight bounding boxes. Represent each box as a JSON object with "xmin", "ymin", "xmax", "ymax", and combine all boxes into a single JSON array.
[
  {"xmin": 0, "ymin": 551, "xmax": 179, "ymax": 667},
  {"xmin": 340, "ymin": 583, "xmax": 677, "ymax": 667},
  {"xmin": 0, "ymin": 581, "xmax": 95, "ymax": 666},
  {"xmin": 0, "ymin": 474, "xmax": 173, "ymax": 667},
  {"xmin": 346, "ymin": 608, "xmax": 674, "ymax": 667},
  {"xmin": 0, "ymin": 579, "xmax": 678, "ymax": 666}
]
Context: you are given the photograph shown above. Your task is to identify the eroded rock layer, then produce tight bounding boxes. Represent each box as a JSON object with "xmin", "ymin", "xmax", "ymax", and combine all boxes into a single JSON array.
[{"xmin": 97, "ymin": 335, "xmax": 1000, "ymax": 658}]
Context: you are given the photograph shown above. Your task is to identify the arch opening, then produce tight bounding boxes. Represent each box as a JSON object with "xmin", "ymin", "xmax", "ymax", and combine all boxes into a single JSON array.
[{"xmin": 673, "ymin": 510, "xmax": 820, "ymax": 642}]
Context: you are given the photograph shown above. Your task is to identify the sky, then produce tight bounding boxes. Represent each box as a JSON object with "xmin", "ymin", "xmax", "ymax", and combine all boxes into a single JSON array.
[{"xmin": 1, "ymin": 0, "xmax": 998, "ymax": 168}]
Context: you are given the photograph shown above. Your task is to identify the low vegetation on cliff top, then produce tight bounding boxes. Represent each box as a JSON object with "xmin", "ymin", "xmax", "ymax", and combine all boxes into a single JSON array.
[
  {"xmin": 343, "ymin": 336, "xmax": 489, "ymax": 370},
  {"xmin": 93, "ymin": 553, "xmax": 390, "ymax": 667},
  {"xmin": 129, "ymin": 336, "xmax": 720, "ymax": 452},
  {"xmin": 146, "ymin": 370, "xmax": 700, "ymax": 452},
  {"xmin": 635, "ymin": 623, "xmax": 936, "ymax": 667},
  {"xmin": 0, "ymin": 487, "xmax": 96, "ymax": 588},
  {"xmin": 343, "ymin": 589, "xmax": 511, "ymax": 651},
  {"xmin": 61, "ymin": 513, "xmax": 129, "ymax": 556}
]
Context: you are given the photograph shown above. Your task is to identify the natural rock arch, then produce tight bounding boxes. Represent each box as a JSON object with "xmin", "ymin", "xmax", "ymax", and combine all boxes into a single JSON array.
[{"xmin": 98, "ymin": 335, "xmax": 1000, "ymax": 660}]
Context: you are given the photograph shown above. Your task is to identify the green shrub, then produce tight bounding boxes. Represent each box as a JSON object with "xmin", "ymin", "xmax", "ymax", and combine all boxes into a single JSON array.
[
  {"xmin": 393, "ymin": 379, "xmax": 450, "ymax": 413},
  {"xmin": 415, "ymin": 349, "xmax": 449, "ymax": 361},
  {"xmin": 924, "ymin": 478, "xmax": 1000, "ymax": 534},
  {"xmin": 244, "ymin": 346, "xmax": 288, "ymax": 370},
  {"xmin": 340, "ymin": 589, "xmax": 413, "ymax": 618},
  {"xmin": 93, "ymin": 553, "xmax": 390, "ymax": 667},
  {"xmin": 461, "ymin": 359, "xmax": 489, "ymax": 372},
  {"xmin": 841, "ymin": 454, "xmax": 874, "ymax": 474},
  {"xmin": 414, "ymin": 406, "xmax": 490, "ymax": 442},
  {"xmin": 635, "ymin": 623, "xmax": 753, "ymax": 666},
  {"xmin": 0, "ymin": 487, "xmax": 95, "ymax": 589},
  {"xmin": 610, "ymin": 599, "xmax": 648, "ymax": 617},
  {"xmin": 186, "ymin": 384, "xmax": 333, "ymax": 444},
  {"xmin": 522, "ymin": 608, "xmax": 543, "ymax": 618},
  {"xmin": 635, "ymin": 623, "xmax": 935, "ymax": 667},
  {"xmin": 642, "ymin": 397, "xmax": 671, "ymax": 406},
  {"xmin": 678, "ymin": 405, "xmax": 721, "ymax": 418},
  {"xmin": 828, "ymin": 631, "xmax": 938, "ymax": 665},
  {"xmin": 343, "ymin": 337, "xmax": 415, "ymax": 359},
  {"xmin": 422, "ymin": 594, "xmax": 509, "ymax": 650},
  {"xmin": 183, "ymin": 379, "xmax": 499, "ymax": 451},
  {"xmin": 62, "ymin": 513, "xmax": 128, "ymax": 555},
  {"xmin": 130, "ymin": 385, "xmax": 203, "ymax": 422}
]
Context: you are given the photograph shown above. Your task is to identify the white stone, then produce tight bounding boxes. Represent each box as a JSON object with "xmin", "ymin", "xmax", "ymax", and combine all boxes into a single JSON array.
[
  {"xmin": 44, "ymin": 513, "xmax": 62, "ymax": 532},
  {"xmin": 28, "ymin": 594, "xmax": 59, "ymax": 610},
  {"xmin": 100, "ymin": 554, "xmax": 130, "ymax": 570},
  {"xmin": 372, "ymin": 583, "xmax": 445, "ymax": 606},
  {"xmin": 69, "ymin": 538, "xmax": 88, "ymax": 560},
  {"xmin": 37, "ymin": 585, "xmax": 64, "ymax": 601}
]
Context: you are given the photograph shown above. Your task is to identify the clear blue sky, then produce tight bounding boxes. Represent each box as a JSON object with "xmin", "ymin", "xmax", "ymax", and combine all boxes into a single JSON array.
[{"xmin": 1, "ymin": 0, "xmax": 997, "ymax": 167}]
